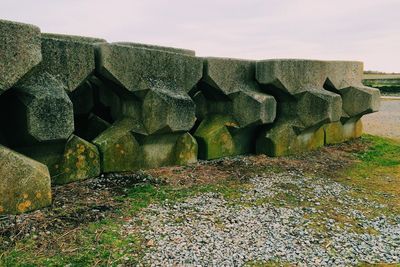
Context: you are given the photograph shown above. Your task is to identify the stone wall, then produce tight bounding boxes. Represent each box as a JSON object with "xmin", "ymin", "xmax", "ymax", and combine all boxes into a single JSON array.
[{"xmin": 0, "ymin": 19, "xmax": 380, "ymax": 214}]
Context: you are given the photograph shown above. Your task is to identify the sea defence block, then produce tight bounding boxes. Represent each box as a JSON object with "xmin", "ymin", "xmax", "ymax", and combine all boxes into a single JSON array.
[
  {"xmin": 0, "ymin": 19, "xmax": 42, "ymax": 95},
  {"xmin": 193, "ymin": 57, "xmax": 276, "ymax": 159},
  {"xmin": 324, "ymin": 61, "xmax": 380, "ymax": 144},
  {"xmin": 1, "ymin": 73, "xmax": 74, "ymax": 146},
  {"xmin": 255, "ymin": 59, "xmax": 342, "ymax": 156},
  {"xmin": 92, "ymin": 42, "xmax": 203, "ymax": 170},
  {"xmin": 0, "ymin": 145, "xmax": 52, "ymax": 215}
]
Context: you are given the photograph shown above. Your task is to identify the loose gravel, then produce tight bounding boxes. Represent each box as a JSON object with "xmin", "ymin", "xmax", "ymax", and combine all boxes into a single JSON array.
[{"xmin": 124, "ymin": 171, "xmax": 400, "ymax": 266}]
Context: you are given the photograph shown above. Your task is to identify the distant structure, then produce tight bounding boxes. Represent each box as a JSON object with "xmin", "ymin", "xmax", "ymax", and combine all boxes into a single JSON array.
[
  {"xmin": 0, "ymin": 19, "xmax": 380, "ymax": 215},
  {"xmin": 363, "ymin": 73, "xmax": 400, "ymax": 94}
]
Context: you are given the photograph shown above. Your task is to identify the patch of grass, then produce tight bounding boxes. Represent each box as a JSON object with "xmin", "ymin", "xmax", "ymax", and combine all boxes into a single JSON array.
[{"xmin": 338, "ymin": 135, "xmax": 400, "ymax": 214}]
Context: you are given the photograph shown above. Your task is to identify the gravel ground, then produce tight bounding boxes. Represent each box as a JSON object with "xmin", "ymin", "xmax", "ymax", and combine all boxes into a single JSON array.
[
  {"xmin": 363, "ymin": 98, "xmax": 400, "ymax": 140},
  {"xmin": 124, "ymin": 170, "xmax": 400, "ymax": 266}
]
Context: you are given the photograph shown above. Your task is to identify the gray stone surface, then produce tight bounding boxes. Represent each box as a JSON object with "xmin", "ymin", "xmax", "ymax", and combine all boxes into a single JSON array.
[
  {"xmin": 142, "ymin": 89, "xmax": 196, "ymax": 134},
  {"xmin": 113, "ymin": 42, "xmax": 195, "ymax": 56},
  {"xmin": 96, "ymin": 43, "xmax": 203, "ymax": 94},
  {"xmin": 0, "ymin": 19, "xmax": 42, "ymax": 95},
  {"xmin": 30, "ymin": 33, "xmax": 101, "ymax": 92},
  {"xmin": 10, "ymin": 73, "xmax": 74, "ymax": 144}
]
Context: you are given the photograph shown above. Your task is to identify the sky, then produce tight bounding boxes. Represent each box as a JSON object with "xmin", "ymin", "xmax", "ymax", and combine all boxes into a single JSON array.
[{"xmin": 1, "ymin": 0, "xmax": 399, "ymax": 72}]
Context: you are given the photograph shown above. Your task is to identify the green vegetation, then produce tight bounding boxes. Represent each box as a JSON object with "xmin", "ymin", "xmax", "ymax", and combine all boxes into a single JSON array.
[{"xmin": 1, "ymin": 135, "xmax": 399, "ymax": 266}]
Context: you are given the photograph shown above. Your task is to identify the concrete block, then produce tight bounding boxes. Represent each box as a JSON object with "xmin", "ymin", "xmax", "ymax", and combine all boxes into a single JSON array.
[
  {"xmin": 0, "ymin": 19, "xmax": 42, "ymax": 95},
  {"xmin": 0, "ymin": 145, "xmax": 51, "ymax": 214}
]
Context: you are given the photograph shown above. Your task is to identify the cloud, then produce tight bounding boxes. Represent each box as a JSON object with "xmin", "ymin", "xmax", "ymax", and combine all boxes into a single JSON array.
[{"xmin": 1, "ymin": 0, "xmax": 399, "ymax": 72}]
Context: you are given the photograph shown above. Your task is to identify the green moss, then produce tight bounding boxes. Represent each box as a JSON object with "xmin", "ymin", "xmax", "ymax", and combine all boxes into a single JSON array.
[{"xmin": 194, "ymin": 114, "xmax": 238, "ymax": 159}]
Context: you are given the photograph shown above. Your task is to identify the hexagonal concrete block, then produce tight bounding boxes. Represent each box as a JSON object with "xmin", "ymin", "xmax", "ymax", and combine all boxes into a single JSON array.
[
  {"xmin": 6, "ymin": 73, "xmax": 74, "ymax": 145},
  {"xmin": 0, "ymin": 145, "xmax": 52, "ymax": 215},
  {"xmin": 93, "ymin": 118, "xmax": 143, "ymax": 172},
  {"xmin": 0, "ymin": 19, "xmax": 42, "ymax": 95},
  {"xmin": 256, "ymin": 59, "xmax": 329, "ymax": 95},
  {"xmin": 52, "ymin": 135, "xmax": 101, "ymax": 185},
  {"xmin": 96, "ymin": 43, "xmax": 203, "ymax": 94},
  {"xmin": 174, "ymin": 133, "xmax": 198, "ymax": 166},
  {"xmin": 193, "ymin": 114, "xmax": 239, "ymax": 160},
  {"xmin": 142, "ymin": 89, "xmax": 196, "ymax": 134},
  {"xmin": 202, "ymin": 57, "xmax": 260, "ymax": 96},
  {"xmin": 296, "ymin": 90, "xmax": 342, "ymax": 129},
  {"xmin": 31, "ymin": 33, "xmax": 103, "ymax": 92},
  {"xmin": 231, "ymin": 90, "xmax": 277, "ymax": 127},
  {"xmin": 340, "ymin": 86, "xmax": 380, "ymax": 118}
]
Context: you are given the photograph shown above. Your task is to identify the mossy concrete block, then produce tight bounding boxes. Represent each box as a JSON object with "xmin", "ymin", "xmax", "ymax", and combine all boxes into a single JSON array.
[
  {"xmin": 96, "ymin": 43, "xmax": 203, "ymax": 94},
  {"xmin": 139, "ymin": 132, "xmax": 195, "ymax": 169},
  {"xmin": 142, "ymin": 89, "xmax": 196, "ymax": 134},
  {"xmin": 93, "ymin": 118, "xmax": 142, "ymax": 172},
  {"xmin": 32, "ymin": 33, "xmax": 104, "ymax": 92},
  {"xmin": 296, "ymin": 90, "xmax": 342, "ymax": 129},
  {"xmin": 113, "ymin": 42, "xmax": 195, "ymax": 56},
  {"xmin": 324, "ymin": 118, "xmax": 363, "ymax": 145},
  {"xmin": 7, "ymin": 73, "xmax": 74, "ymax": 145},
  {"xmin": 174, "ymin": 133, "xmax": 198, "ymax": 166},
  {"xmin": 0, "ymin": 145, "xmax": 52, "ymax": 215},
  {"xmin": 256, "ymin": 122, "xmax": 325, "ymax": 156},
  {"xmin": 52, "ymin": 135, "xmax": 100, "ymax": 185},
  {"xmin": 193, "ymin": 91, "xmax": 232, "ymax": 120},
  {"xmin": 256, "ymin": 59, "xmax": 329, "ymax": 94},
  {"xmin": 0, "ymin": 19, "xmax": 42, "ymax": 95},
  {"xmin": 194, "ymin": 114, "xmax": 239, "ymax": 160},
  {"xmin": 325, "ymin": 61, "xmax": 381, "ymax": 118}
]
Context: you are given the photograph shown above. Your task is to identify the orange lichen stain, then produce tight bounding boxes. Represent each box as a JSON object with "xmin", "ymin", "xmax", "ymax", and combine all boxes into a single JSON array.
[
  {"xmin": 77, "ymin": 144, "xmax": 85, "ymax": 154},
  {"xmin": 36, "ymin": 192, "xmax": 42, "ymax": 199},
  {"xmin": 65, "ymin": 149, "xmax": 73, "ymax": 159},
  {"xmin": 0, "ymin": 206, "xmax": 4, "ymax": 213},
  {"xmin": 89, "ymin": 151, "xmax": 95, "ymax": 158},
  {"xmin": 47, "ymin": 192, "xmax": 52, "ymax": 199},
  {"xmin": 23, "ymin": 193, "xmax": 29, "ymax": 199},
  {"xmin": 17, "ymin": 200, "xmax": 32, "ymax": 212}
]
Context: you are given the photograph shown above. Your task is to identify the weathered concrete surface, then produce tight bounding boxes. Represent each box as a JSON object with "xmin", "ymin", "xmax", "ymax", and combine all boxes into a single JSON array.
[
  {"xmin": 194, "ymin": 114, "xmax": 240, "ymax": 160},
  {"xmin": 0, "ymin": 145, "xmax": 51, "ymax": 215},
  {"xmin": 52, "ymin": 135, "xmax": 101, "ymax": 184},
  {"xmin": 362, "ymin": 98, "xmax": 400, "ymax": 140},
  {"xmin": 96, "ymin": 43, "xmax": 203, "ymax": 94},
  {"xmin": 113, "ymin": 42, "xmax": 195, "ymax": 56},
  {"xmin": 256, "ymin": 122, "xmax": 325, "ymax": 156},
  {"xmin": 142, "ymin": 89, "xmax": 196, "ymax": 134},
  {"xmin": 4, "ymin": 73, "xmax": 74, "ymax": 145},
  {"xmin": 93, "ymin": 118, "xmax": 143, "ymax": 173},
  {"xmin": 30, "ymin": 33, "xmax": 102, "ymax": 92},
  {"xmin": 0, "ymin": 19, "xmax": 42, "ymax": 95},
  {"xmin": 140, "ymin": 132, "xmax": 198, "ymax": 168},
  {"xmin": 325, "ymin": 61, "xmax": 381, "ymax": 118},
  {"xmin": 199, "ymin": 57, "xmax": 276, "ymax": 128},
  {"xmin": 324, "ymin": 118, "xmax": 362, "ymax": 145},
  {"xmin": 255, "ymin": 59, "xmax": 343, "ymax": 156}
]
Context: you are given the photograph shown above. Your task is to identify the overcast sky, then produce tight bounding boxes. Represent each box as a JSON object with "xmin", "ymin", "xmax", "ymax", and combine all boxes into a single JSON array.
[{"xmin": 1, "ymin": 0, "xmax": 399, "ymax": 72}]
